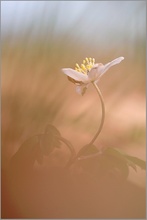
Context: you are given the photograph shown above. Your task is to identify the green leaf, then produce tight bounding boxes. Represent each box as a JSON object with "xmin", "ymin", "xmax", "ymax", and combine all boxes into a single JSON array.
[
  {"xmin": 104, "ymin": 147, "xmax": 126, "ymax": 158},
  {"xmin": 44, "ymin": 124, "xmax": 61, "ymax": 137},
  {"xmin": 10, "ymin": 136, "xmax": 44, "ymax": 169},
  {"xmin": 78, "ymin": 144, "xmax": 99, "ymax": 157},
  {"xmin": 104, "ymin": 147, "xmax": 146, "ymax": 171},
  {"xmin": 78, "ymin": 146, "xmax": 129, "ymax": 180},
  {"xmin": 78, "ymin": 146, "xmax": 145, "ymax": 181},
  {"xmin": 12, "ymin": 124, "xmax": 62, "ymax": 167},
  {"xmin": 39, "ymin": 134, "xmax": 55, "ymax": 156},
  {"xmin": 38, "ymin": 124, "xmax": 62, "ymax": 157},
  {"xmin": 123, "ymin": 155, "xmax": 146, "ymax": 170},
  {"xmin": 103, "ymin": 151, "xmax": 129, "ymax": 179},
  {"xmin": 125, "ymin": 160, "xmax": 137, "ymax": 172}
]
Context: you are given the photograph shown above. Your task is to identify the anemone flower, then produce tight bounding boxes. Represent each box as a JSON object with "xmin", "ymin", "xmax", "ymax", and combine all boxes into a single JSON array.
[
  {"xmin": 62, "ymin": 56, "xmax": 124, "ymax": 160},
  {"xmin": 62, "ymin": 57, "xmax": 124, "ymax": 95}
]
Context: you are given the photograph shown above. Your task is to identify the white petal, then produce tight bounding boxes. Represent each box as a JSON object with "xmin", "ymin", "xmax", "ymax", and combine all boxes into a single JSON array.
[
  {"xmin": 88, "ymin": 64, "xmax": 101, "ymax": 81},
  {"xmin": 98, "ymin": 56, "xmax": 124, "ymax": 76},
  {"xmin": 76, "ymin": 84, "xmax": 89, "ymax": 96},
  {"xmin": 62, "ymin": 68, "xmax": 89, "ymax": 83}
]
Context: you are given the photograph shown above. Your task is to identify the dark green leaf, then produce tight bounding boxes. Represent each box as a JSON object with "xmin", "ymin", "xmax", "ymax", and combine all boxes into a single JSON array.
[
  {"xmin": 45, "ymin": 124, "xmax": 61, "ymax": 137},
  {"xmin": 37, "ymin": 124, "xmax": 62, "ymax": 157},
  {"xmin": 104, "ymin": 147, "xmax": 126, "ymax": 158},
  {"xmin": 40, "ymin": 134, "xmax": 55, "ymax": 156},
  {"xmin": 105, "ymin": 147, "xmax": 146, "ymax": 171},
  {"xmin": 78, "ymin": 147, "xmax": 129, "ymax": 180},
  {"xmin": 124, "ymin": 155, "xmax": 146, "ymax": 170},
  {"xmin": 78, "ymin": 144, "xmax": 99, "ymax": 157},
  {"xmin": 10, "ymin": 136, "xmax": 44, "ymax": 169},
  {"xmin": 104, "ymin": 153, "xmax": 129, "ymax": 179},
  {"xmin": 126, "ymin": 160, "xmax": 137, "ymax": 172}
]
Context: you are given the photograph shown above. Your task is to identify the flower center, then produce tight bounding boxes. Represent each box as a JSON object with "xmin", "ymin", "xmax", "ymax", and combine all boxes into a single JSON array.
[{"xmin": 75, "ymin": 57, "xmax": 95, "ymax": 75}]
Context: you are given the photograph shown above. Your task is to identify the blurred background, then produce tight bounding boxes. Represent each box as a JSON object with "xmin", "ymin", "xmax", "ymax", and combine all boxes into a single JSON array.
[{"xmin": 2, "ymin": 1, "xmax": 146, "ymax": 185}]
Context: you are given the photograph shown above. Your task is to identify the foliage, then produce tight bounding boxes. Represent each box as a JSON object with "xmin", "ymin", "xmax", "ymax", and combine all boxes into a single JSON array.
[{"xmin": 10, "ymin": 123, "xmax": 146, "ymax": 182}]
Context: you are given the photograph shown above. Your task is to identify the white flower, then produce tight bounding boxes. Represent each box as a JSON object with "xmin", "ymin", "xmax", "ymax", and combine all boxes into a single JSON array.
[{"xmin": 62, "ymin": 57, "xmax": 124, "ymax": 95}]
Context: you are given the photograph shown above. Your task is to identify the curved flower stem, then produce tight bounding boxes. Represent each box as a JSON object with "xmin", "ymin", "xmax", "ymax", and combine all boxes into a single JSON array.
[
  {"xmin": 67, "ymin": 82, "xmax": 105, "ymax": 167},
  {"xmin": 89, "ymin": 82, "xmax": 105, "ymax": 145},
  {"xmin": 76, "ymin": 82, "xmax": 105, "ymax": 158}
]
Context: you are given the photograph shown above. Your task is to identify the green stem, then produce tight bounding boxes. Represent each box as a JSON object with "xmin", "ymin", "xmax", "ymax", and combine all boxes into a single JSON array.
[
  {"xmin": 67, "ymin": 82, "xmax": 105, "ymax": 166},
  {"xmin": 89, "ymin": 82, "xmax": 105, "ymax": 145}
]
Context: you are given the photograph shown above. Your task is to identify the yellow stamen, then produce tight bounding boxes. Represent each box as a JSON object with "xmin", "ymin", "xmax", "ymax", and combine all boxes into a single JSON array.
[
  {"xmin": 76, "ymin": 63, "xmax": 80, "ymax": 68},
  {"xmin": 85, "ymin": 58, "xmax": 89, "ymax": 63},
  {"xmin": 81, "ymin": 64, "xmax": 86, "ymax": 70},
  {"xmin": 75, "ymin": 57, "xmax": 96, "ymax": 75}
]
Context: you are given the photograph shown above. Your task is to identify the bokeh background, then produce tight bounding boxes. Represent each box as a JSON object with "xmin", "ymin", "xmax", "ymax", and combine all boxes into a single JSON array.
[{"xmin": 1, "ymin": 1, "xmax": 146, "ymax": 217}]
